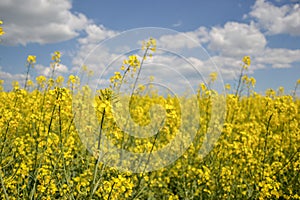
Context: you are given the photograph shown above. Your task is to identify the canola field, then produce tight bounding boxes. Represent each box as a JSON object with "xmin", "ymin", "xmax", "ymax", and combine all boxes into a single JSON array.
[{"xmin": 0, "ymin": 34, "xmax": 300, "ymax": 200}]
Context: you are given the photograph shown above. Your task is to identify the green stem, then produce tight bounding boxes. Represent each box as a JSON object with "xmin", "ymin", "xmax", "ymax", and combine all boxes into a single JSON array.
[
  {"xmin": 131, "ymin": 119, "xmax": 165, "ymax": 200},
  {"xmin": 0, "ymin": 167, "xmax": 9, "ymax": 200},
  {"xmin": 130, "ymin": 48, "xmax": 149, "ymax": 98},
  {"xmin": 235, "ymin": 66, "xmax": 245, "ymax": 97},
  {"xmin": 97, "ymin": 107, "xmax": 106, "ymax": 150},
  {"xmin": 292, "ymin": 83, "xmax": 299, "ymax": 99},
  {"xmin": 24, "ymin": 64, "xmax": 31, "ymax": 90},
  {"xmin": 89, "ymin": 97, "xmax": 107, "ymax": 199},
  {"xmin": 107, "ymin": 182, "xmax": 115, "ymax": 200},
  {"xmin": 261, "ymin": 113, "xmax": 273, "ymax": 181}
]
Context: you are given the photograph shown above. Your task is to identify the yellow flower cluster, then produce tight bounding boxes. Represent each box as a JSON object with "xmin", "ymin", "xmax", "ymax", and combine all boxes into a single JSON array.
[
  {"xmin": 142, "ymin": 37, "xmax": 156, "ymax": 52},
  {"xmin": 0, "ymin": 20, "xmax": 4, "ymax": 36},
  {"xmin": 0, "ymin": 38, "xmax": 299, "ymax": 199},
  {"xmin": 110, "ymin": 37, "xmax": 156, "ymax": 89},
  {"xmin": 243, "ymin": 55, "xmax": 251, "ymax": 68},
  {"xmin": 51, "ymin": 51, "xmax": 61, "ymax": 63},
  {"xmin": 27, "ymin": 55, "xmax": 36, "ymax": 65}
]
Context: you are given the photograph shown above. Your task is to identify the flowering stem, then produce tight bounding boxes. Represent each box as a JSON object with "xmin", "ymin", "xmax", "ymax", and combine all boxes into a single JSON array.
[
  {"xmin": 107, "ymin": 182, "xmax": 115, "ymax": 200},
  {"xmin": 131, "ymin": 48, "xmax": 149, "ymax": 97},
  {"xmin": 292, "ymin": 82, "xmax": 299, "ymax": 100},
  {"xmin": 89, "ymin": 97, "xmax": 107, "ymax": 199},
  {"xmin": 0, "ymin": 167, "xmax": 9, "ymax": 200},
  {"xmin": 24, "ymin": 63, "xmax": 31, "ymax": 90},
  {"xmin": 132, "ymin": 119, "xmax": 165, "ymax": 200},
  {"xmin": 97, "ymin": 106, "xmax": 106, "ymax": 150},
  {"xmin": 50, "ymin": 63, "xmax": 56, "ymax": 80},
  {"xmin": 47, "ymin": 90, "xmax": 61, "ymax": 135},
  {"xmin": 235, "ymin": 66, "xmax": 245, "ymax": 97},
  {"xmin": 261, "ymin": 113, "xmax": 273, "ymax": 181}
]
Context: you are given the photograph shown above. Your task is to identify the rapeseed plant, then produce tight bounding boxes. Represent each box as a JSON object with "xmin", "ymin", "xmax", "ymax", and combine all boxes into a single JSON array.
[
  {"xmin": 0, "ymin": 37, "xmax": 299, "ymax": 199},
  {"xmin": 24, "ymin": 55, "xmax": 36, "ymax": 89},
  {"xmin": 0, "ymin": 20, "xmax": 4, "ymax": 36}
]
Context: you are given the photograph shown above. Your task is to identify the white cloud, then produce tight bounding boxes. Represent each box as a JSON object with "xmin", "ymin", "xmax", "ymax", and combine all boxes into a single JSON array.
[
  {"xmin": 255, "ymin": 48, "xmax": 300, "ymax": 68},
  {"xmin": 78, "ymin": 24, "xmax": 117, "ymax": 45},
  {"xmin": 35, "ymin": 64, "xmax": 69, "ymax": 77},
  {"xmin": 0, "ymin": 66, "xmax": 26, "ymax": 90},
  {"xmin": 271, "ymin": 63, "xmax": 292, "ymax": 68},
  {"xmin": 0, "ymin": 0, "xmax": 89, "ymax": 45},
  {"xmin": 209, "ymin": 46, "xmax": 300, "ymax": 80},
  {"xmin": 249, "ymin": 0, "xmax": 300, "ymax": 35},
  {"xmin": 71, "ymin": 21, "xmax": 300, "ymax": 88},
  {"xmin": 158, "ymin": 33, "xmax": 199, "ymax": 50},
  {"xmin": 171, "ymin": 20, "xmax": 300, "ymax": 81},
  {"xmin": 157, "ymin": 27, "xmax": 209, "ymax": 51},
  {"xmin": 67, "ymin": 0, "xmax": 300, "ymax": 91},
  {"xmin": 208, "ymin": 22, "xmax": 267, "ymax": 57},
  {"xmin": 72, "ymin": 24, "xmax": 119, "ymax": 74},
  {"xmin": 172, "ymin": 20, "xmax": 182, "ymax": 28}
]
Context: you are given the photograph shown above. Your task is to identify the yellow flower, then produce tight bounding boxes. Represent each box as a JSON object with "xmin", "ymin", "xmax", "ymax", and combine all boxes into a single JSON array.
[
  {"xmin": 128, "ymin": 55, "xmax": 140, "ymax": 67},
  {"xmin": 242, "ymin": 75, "xmax": 249, "ymax": 83},
  {"xmin": 81, "ymin": 65, "xmax": 88, "ymax": 72},
  {"xmin": 209, "ymin": 72, "xmax": 218, "ymax": 82},
  {"xmin": 225, "ymin": 83, "xmax": 231, "ymax": 90},
  {"xmin": 68, "ymin": 75, "xmax": 79, "ymax": 84},
  {"xmin": 0, "ymin": 27, "xmax": 4, "ymax": 36},
  {"xmin": 26, "ymin": 80, "xmax": 34, "ymax": 87},
  {"xmin": 243, "ymin": 56, "xmax": 251, "ymax": 66},
  {"xmin": 12, "ymin": 81, "xmax": 19, "ymax": 90},
  {"xmin": 52, "ymin": 51, "xmax": 61, "ymax": 63},
  {"xmin": 149, "ymin": 37, "xmax": 157, "ymax": 52},
  {"xmin": 27, "ymin": 55, "xmax": 36, "ymax": 64},
  {"xmin": 200, "ymin": 83, "xmax": 206, "ymax": 91},
  {"xmin": 142, "ymin": 37, "xmax": 157, "ymax": 52},
  {"xmin": 114, "ymin": 71, "xmax": 122, "ymax": 80},
  {"xmin": 88, "ymin": 70, "xmax": 94, "ymax": 77},
  {"xmin": 56, "ymin": 76, "xmax": 64, "ymax": 85},
  {"xmin": 250, "ymin": 77, "xmax": 256, "ymax": 87},
  {"xmin": 149, "ymin": 75, "xmax": 155, "ymax": 82},
  {"xmin": 36, "ymin": 75, "xmax": 47, "ymax": 88},
  {"xmin": 0, "ymin": 20, "xmax": 4, "ymax": 36}
]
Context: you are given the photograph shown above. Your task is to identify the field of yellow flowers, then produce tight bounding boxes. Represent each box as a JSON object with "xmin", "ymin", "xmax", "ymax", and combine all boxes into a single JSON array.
[{"xmin": 0, "ymin": 31, "xmax": 300, "ymax": 199}]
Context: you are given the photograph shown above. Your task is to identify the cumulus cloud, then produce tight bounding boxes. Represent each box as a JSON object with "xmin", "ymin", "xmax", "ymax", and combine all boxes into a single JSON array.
[
  {"xmin": 248, "ymin": 0, "xmax": 300, "ymax": 35},
  {"xmin": 0, "ymin": 66, "xmax": 26, "ymax": 90},
  {"xmin": 157, "ymin": 27, "xmax": 209, "ymax": 51},
  {"xmin": 255, "ymin": 48, "xmax": 300, "ymax": 68},
  {"xmin": 72, "ymin": 19, "xmax": 300, "ymax": 87},
  {"xmin": 72, "ymin": 24, "xmax": 119, "ymax": 73},
  {"xmin": 78, "ymin": 24, "xmax": 117, "ymax": 45},
  {"xmin": 67, "ymin": 0, "xmax": 300, "ymax": 90},
  {"xmin": 208, "ymin": 22, "xmax": 267, "ymax": 57},
  {"xmin": 0, "ymin": 64, "xmax": 69, "ymax": 90},
  {"xmin": 35, "ymin": 64, "xmax": 69, "ymax": 77},
  {"xmin": 0, "ymin": 0, "xmax": 90, "ymax": 45},
  {"xmin": 179, "ymin": 19, "xmax": 300, "ymax": 80},
  {"xmin": 73, "ymin": 32, "xmax": 222, "ymax": 93}
]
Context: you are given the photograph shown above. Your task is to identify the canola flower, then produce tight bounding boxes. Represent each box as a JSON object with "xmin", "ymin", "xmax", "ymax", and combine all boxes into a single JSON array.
[
  {"xmin": 27, "ymin": 55, "xmax": 36, "ymax": 64},
  {"xmin": 242, "ymin": 55, "xmax": 251, "ymax": 67},
  {"xmin": 49, "ymin": 51, "xmax": 62, "ymax": 80},
  {"xmin": 0, "ymin": 20, "xmax": 4, "ymax": 36},
  {"xmin": 24, "ymin": 55, "xmax": 37, "ymax": 89},
  {"xmin": 235, "ymin": 56, "xmax": 252, "ymax": 96},
  {"xmin": 51, "ymin": 51, "xmax": 61, "ymax": 63},
  {"xmin": 0, "ymin": 38, "xmax": 300, "ymax": 200}
]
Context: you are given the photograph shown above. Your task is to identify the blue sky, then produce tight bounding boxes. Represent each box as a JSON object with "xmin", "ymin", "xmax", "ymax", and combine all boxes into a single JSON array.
[{"xmin": 0, "ymin": 0, "xmax": 300, "ymax": 94}]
